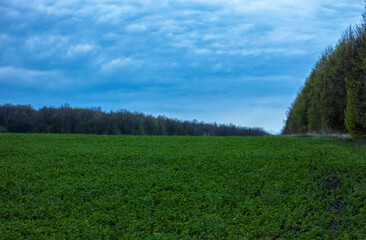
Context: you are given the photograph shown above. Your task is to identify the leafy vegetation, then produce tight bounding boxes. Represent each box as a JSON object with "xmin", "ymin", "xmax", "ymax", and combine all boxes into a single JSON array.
[
  {"xmin": 0, "ymin": 104, "xmax": 267, "ymax": 136},
  {"xmin": 283, "ymin": 9, "xmax": 366, "ymax": 138},
  {"xmin": 1, "ymin": 134, "xmax": 366, "ymax": 239}
]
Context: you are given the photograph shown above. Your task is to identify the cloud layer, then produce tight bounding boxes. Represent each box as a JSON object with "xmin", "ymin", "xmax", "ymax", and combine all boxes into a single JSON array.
[{"xmin": 0, "ymin": 0, "xmax": 364, "ymax": 132}]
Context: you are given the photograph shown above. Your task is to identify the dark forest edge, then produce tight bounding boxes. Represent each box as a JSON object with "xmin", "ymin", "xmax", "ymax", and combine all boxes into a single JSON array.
[
  {"xmin": 0, "ymin": 103, "xmax": 268, "ymax": 136},
  {"xmin": 282, "ymin": 6, "xmax": 366, "ymax": 138}
]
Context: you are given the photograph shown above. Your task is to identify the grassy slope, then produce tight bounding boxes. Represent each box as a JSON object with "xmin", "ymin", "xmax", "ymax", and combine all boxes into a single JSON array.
[{"xmin": 0, "ymin": 134, "xmax": 366, "ymax": 239}]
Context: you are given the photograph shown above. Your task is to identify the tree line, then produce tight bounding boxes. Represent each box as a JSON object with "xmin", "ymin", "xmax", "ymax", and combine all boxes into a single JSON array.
[
  {"xmin": 283, "ymin": 8, "xmax": 366, "ymax": 138},
  {"xmin": 0, "ymin": 104, "xmax": 268, "ymax": 136}
]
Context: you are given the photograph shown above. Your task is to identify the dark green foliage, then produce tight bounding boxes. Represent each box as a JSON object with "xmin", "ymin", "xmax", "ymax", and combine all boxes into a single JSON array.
[
  {"xmin": 0, "ymin": 104, "xmax": 268, "ymax": 136},
  {"xmin": 283, "ymin": 16, "xmax": 365, "ymax": 137},
  {"xmin": 1, "ymin": 134, "xmax": 366, "ymax": 239},
  {"xmin": 345, "ymin": 23, "xmax": 366, "ymax": 138}
]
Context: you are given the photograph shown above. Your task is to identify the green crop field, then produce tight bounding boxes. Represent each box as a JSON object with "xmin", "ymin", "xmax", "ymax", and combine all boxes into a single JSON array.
[{"xmin": 1, "ymin": 134, "xmax": 366, "ymax": 239}]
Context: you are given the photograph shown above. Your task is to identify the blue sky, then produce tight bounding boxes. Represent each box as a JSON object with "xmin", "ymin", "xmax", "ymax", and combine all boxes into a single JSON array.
[{"xmin": 0, "ymin": 0, "xmax": 364, "ymax": 133}]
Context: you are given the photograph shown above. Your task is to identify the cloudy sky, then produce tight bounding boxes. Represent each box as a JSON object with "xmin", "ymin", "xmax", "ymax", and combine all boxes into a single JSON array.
[{"xmin": 0, "ymin": 0, "xmax": 364, "ymax": 133}]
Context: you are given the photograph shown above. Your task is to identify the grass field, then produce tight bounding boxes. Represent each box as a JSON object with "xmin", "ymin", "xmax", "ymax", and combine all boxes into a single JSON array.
[{"xmin": 1, "ymin": 134, "xmax": 366, "ymax": 239}]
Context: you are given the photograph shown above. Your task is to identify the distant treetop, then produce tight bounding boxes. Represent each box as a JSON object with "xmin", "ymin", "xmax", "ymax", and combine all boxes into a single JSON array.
[{"xmin": 0, "ymin": 103, "xmax": 269, "ymax": 137}]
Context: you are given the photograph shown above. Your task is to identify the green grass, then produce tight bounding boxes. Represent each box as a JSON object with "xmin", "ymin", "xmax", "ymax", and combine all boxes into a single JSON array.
[{"xmin": 1, "ymin": 134, "xmax": 366, "ymax": 239}]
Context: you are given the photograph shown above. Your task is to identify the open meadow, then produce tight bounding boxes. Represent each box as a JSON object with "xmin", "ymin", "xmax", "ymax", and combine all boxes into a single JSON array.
[{"xmin": 1, "ymin": 134, "xmax": 366, "ymax": 239}]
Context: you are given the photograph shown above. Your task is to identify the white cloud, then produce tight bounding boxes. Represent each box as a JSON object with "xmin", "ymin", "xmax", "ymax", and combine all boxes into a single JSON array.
[
  {"xmin": 100, "ymin": 57, "xmax": 143, "ymax": 72},
  {"xmin": 213, "ymin": 63, "xmax": 223, "ymax": 71},
  {"xmin": 0, "ymin": 66, "xmax": 55, "ymax": 80},
  {"xmin": 25, "ymin": 34, "xmax": 69, "ymax": 57},
  {"xmin": 0, "ymin": 34, "xmax": 11, "ymax": 43},
  {"xmin": 95, "ymin": 5, "xmax": 139, "ymax": 24},
  {"xmin": 194, "ymin": 48, "xmax": 213, "ymax": 55},
  {"xmin": 36, "ymin": 3, "xmax": 73, "ymax": 16},
  {"xmin": 126, "ymin": 23, "xmax": 148, "ymax": 32},
  {"xmin": 0, "ymin": 66, "xmax": 71, "ymax": 88},
  {"xmin": 67, "ymin": 44, "xmax": 93, "ymax": 56},
  {"xmin": 215, "ymin": 48, "xmax": 306, "ymax": 56},
  {"xmin": 0, "ymin": 6, "xmax": 20, "ymax": 19}
]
